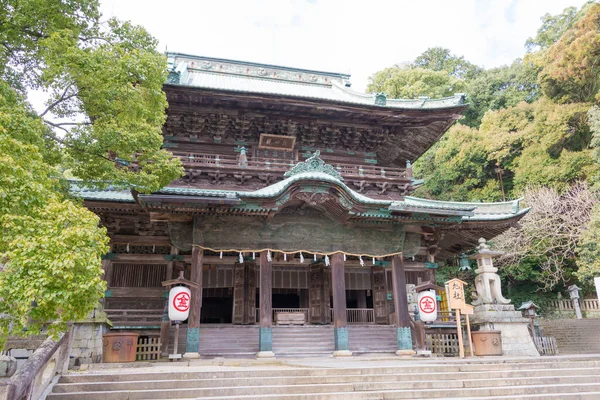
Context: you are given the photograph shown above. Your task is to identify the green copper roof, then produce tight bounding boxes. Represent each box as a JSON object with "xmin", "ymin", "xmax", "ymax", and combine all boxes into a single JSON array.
[
  {"xmin": 69, "ymin": 181, "xmax": 135, "ymax": 203},
  {"xmin": 69, "ymin": 155, "xmax": 528, "ymax": 223},
  {"xmin": 166, "ymin": 53, "xmax": 467, "ymax": 110}
]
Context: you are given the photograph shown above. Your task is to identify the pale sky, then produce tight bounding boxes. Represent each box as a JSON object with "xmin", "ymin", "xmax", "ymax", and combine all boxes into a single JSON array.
[{"xmin": 100, "ymin": 0, "xmax": 590, "ymax": 92}]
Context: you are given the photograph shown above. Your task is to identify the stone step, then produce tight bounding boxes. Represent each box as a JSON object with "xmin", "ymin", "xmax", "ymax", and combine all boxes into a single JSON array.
[
  {"xmin": 57, "ymin": 361, "xmax": 600, "ymax": 383},
  {"xmin": 45, "ymin": 380, "xmax": 600, "ymax": 399},
  {"xmin": 52, "ymin": 369, "xmax": 600, "ymax": 392}
]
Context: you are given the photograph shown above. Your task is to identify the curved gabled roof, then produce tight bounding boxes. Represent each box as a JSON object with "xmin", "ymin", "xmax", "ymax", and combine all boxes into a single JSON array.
[{"xmin": 166, "ymin": 52, "xmax": 467, "ymax": 110}]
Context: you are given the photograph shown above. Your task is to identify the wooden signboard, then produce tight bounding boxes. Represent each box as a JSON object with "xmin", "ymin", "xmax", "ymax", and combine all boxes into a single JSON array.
[
  {"xmin": 258, "ymin": 134, "xmax": 296, "ymax": 152},
  {"xmin": 445, "ymin": 278, "xmax": 474, "ymax": 358}
]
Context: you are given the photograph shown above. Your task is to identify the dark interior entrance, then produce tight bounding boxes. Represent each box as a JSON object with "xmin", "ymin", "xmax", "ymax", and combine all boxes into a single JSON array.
[
  {"xmin": 201, "ymin": 288, "xmax": 233, "ymax": 323},
  {"xmin": 272, "ymin": 288, "xmax": 301, "ymax": 308}
]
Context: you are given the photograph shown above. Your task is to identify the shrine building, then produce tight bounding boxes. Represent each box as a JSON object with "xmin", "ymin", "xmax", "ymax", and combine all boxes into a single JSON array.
[{"xmin": 72, "ymin": 53, "xmax": 528, "ymax": 357}]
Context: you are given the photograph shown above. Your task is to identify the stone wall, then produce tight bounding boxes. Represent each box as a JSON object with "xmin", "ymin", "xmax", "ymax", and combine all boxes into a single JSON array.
[{"xmin": 70, "ymin": 323, "xmax": 108, "ymax": 367}]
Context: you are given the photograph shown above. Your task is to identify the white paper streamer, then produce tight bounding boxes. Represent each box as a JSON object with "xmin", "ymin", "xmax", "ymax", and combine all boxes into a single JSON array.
[
  {"xmin": 300, "ymin": 252, "xmax": 304, "ymax": 263},
  {"xmin": 314, "ymin": 253, "xmax": 317, "ymax": 262},
  {"xmin": 267, "ymin": 250, "xmax": 272, "ymax": 262},
  {"xmin": 284, "ymin": 253, "xmax": 287, "ymax": 261},
  {"xmin": 343, "ymin": 254, "xmax": 347, "ymax": 261},
  {"xmin": 126, "ymin": 243, "xmax": 130, "ymax": 253},
  {"xmin": 152, "ymin": 245, "xmax": 155, "ymax": 253},
  {"xmin": 372, "ymin": 257, "xmax": 375, "ymax": 265},
  {"xmin": 359, "ymin": 256, "xmax": 365, "ymax": 266},
  {"xmin": 239, "ymin": 252, "xmax": 243, "ymax": 263},
  {"xmin": 219, "ymin": 251, "xmax": 223, "ymax": 259},
  {"xmin": 325, "ymin": 254, "xmax": 330, "ymax": 266},
  {"xmin": 253, "ymin": 252, "xmax": 256, "ymax": 260}
]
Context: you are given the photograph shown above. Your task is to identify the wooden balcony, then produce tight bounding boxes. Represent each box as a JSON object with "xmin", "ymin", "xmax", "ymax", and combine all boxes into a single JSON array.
[{"xmin": 172, "ymin": 151, "xmax": 414, "ymax": 198}]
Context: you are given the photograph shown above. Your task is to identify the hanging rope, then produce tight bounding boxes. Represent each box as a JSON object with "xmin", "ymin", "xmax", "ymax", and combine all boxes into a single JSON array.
[{"xmin": 192, "ymin": 245, "xmax": 403, "ymax": 260}]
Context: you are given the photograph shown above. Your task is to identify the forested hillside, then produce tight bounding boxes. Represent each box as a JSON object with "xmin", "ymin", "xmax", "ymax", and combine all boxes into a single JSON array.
[{"xmin": 368, "ymin": 1, "xmax": 600, "ymax": 306}]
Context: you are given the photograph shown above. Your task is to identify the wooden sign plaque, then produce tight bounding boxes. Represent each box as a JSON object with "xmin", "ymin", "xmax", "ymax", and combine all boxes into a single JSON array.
[{"xmin": 258, "ymin": 134, "xmax": 296, "ymax": 151}]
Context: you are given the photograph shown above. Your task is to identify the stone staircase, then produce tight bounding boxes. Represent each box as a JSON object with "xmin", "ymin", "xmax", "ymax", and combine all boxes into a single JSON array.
[
  {"xmin": 348, "ymin": 325, "xmax": 397, "ymax": 353},
  {"xmin": 168, "ymin": 325, "xmax": 259, "ymax": 356},
  {"xmin": 272, "ymin": 325, "xmax": 334, "ymax": 356},
  {"xmin": 539, "ymin": 318, "xmax": 600, "ymax": 354},
  {"xmin": 47, "ymin": 357, "xmax": 600, "ymax": 399}
]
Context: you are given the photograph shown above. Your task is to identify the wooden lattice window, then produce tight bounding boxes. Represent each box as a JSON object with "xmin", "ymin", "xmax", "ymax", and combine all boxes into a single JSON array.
[{"xmin": 111, "ymin": 264, "xmax": 167, "ymax": 287}]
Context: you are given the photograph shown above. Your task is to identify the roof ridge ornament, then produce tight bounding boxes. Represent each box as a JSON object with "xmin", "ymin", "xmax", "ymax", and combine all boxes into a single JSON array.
[{"xmin": 284, "ymin": 151, "xmax": 343, "ymax": 181}]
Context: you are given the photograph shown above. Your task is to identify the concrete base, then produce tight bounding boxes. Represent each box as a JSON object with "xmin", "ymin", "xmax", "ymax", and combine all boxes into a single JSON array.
[
  {"xmin": 182, "ymin": 352, "xmax": 201, "ymax": 359},
  {"xmin": 471, "ymin": 304, "xmax": 540, "ymax": 357},
  {"xmin": 333, "ymin": 350, "xmax": 353, "ymax": 357},
  {"xmin": 396, "ymin": 349, "xmax": 416, "ymax": 356},
  {"xmin": 256, "ymin": 351, "xmax": 275, "ymax": 358}
]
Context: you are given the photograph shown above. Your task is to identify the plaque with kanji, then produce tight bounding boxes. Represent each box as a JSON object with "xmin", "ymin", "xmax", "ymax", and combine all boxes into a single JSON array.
[{"xmin": 446, "ymin": 278, "xmax": 467, "ymax": 310}]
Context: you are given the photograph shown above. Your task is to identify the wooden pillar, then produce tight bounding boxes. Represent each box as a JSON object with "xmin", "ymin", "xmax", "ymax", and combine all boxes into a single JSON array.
[
  {"xmin": 160, "ymin": 246, "xmax": 177, "ymax": 356},
  {"xmin": 391, "ymin": 254, "xmax": 415, "ymax": 355},
  {"xmin": 331, "ymin": 253, "xmax": 352, "ymax": 356},
  {"xmin": 183, "ymin": 247, "xmax": 203, "ymax": 358},
  {"xmin": 257, "ymin": 251, "xmax": 274, "ymax": 357}
]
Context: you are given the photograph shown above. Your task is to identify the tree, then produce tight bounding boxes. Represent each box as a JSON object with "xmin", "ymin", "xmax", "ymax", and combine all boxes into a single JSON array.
[
  {"xmin": 532, "ymin": 3, "xmax": 600, "ymax": 104},
  {"xmin": 1, "ymin": 0, "xmax": 182, "ymax": 190},
  {"xmin": 367, "ymin": 67, "xmax": 467, "ymax": 100},
  {"xmin": 462, "ymin": 60, "xmax": 539, "ymax": 127},
  {"xmin": 493, "ymin": 183, "xmax": 599, "ymax": 289},
  {"xmin": 0, "ymin": 0, "xmax": 183, "ymax": 348},
  {"xmin": 412, "ymin": 47, "xmax": 482, "ymax": 80},
  {"xmin": 525, "ymin": 2, "xmax": 595, "ymax": 52},
  {"xmin": 414, "ymin": 99, "xmax": 597, "ymax": 201}
]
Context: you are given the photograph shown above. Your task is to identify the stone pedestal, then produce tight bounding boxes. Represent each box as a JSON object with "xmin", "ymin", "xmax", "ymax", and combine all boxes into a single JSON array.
[{"xmin": 471, "ymin": 304, "xmax": 539, "ymax": 357}]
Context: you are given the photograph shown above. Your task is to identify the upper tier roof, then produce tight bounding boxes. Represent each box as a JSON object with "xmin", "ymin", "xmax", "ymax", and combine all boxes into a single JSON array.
[{"xmin": 166, "ymin": 53, "xmax": 467, "ymax": 110}]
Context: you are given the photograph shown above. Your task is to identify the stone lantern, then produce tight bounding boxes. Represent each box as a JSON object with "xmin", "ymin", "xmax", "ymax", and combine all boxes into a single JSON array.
[
  {"xmin": 470, "ymin": 238, "xmax": 510, "ymax": 306},
  {"xmin": 470, "ymin": 238, "xmax": 539, "ymax": 357},
  {"xmin": 518, "ymin": 301, "xmax": 539, "ymax": 339},
  {"xmin": 567, "ymin": 284, "xmax": 583, "ymax": 320}
]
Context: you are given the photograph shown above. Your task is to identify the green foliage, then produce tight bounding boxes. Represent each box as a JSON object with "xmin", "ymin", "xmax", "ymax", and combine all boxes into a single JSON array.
[
  {"xmin": 414, "ymin": 100, "xmax": 597, "ymax": 201},
  {"xmin": 0, "ymin": 83, "xmax": 108, "ymax": 347},
  {"xmin": 367, "ymin": 67, "xmax": 467, "ymax": 99},
  {"xmin": 525, "ymin": 2, "xmax": 595, "ymax": 52},
  {"xmin": 533, "ymin": 3, "xmax": 600, "ymax": 104},
  {"xmin": 1, "ymin": 0, "xmax": 183, "ymax": 192},
  {"xmin": 0, "ymin": 1, "xmax": 183, "ymax": 347},
  {"xmin": 412, "ymin": 47, "xmax": 482, "ymax": 80},
  {"xmin": 462, "ymin": 60, "xmax": 539, "ymax": 127},
  {"xmin": 576, "ymin": 205, "xmax": 600, "ymax": 284}
]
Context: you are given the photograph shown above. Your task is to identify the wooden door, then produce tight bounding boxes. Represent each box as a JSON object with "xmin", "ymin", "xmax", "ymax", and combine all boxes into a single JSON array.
[
  {"xmin": 372, "ymin": 266, "xmax": 389, "ymax": 324},
  {"xmin": 232, "ymin": 262, "xmax": 256, "ymax": 325},
  {"xmin": 309, "ymin": 263, "xmax": 328, "ymax": 324}
]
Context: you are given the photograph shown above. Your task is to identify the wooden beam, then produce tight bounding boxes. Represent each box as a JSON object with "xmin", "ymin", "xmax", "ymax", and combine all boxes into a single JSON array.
[{"xmin": 109, "ymin": 235, "xmax": 171, "ymax": 246}]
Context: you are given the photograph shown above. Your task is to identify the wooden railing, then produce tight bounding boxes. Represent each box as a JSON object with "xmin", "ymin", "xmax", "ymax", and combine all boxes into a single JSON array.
[
  {"xmin": 272, "ymin": 308, "xmax": 309, "ymax": 322},
  {"xmin": 347, "ymin": 308, "xmax": 375, "ymax": 324},
  {"xmin": 105, "ymin": 309, "xmax": 164, "ymax": 328},
  {"xmin": 173, "ymin": 151, "xmax": 409, "ymax": 180},
  {"xmin": 1, "ymin": 328, "xmax": 72, "ymax": 400},
  {"xmin": 426, "ymin": 333, "xmax": 460, "ymax": 355},
  {"xmin": 256, "ymin": 308, "xmax": 376, "ymax": 324},
  {"xmin": 535, "ymin": 336, "xmax": 559, "ymax": 356}
]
